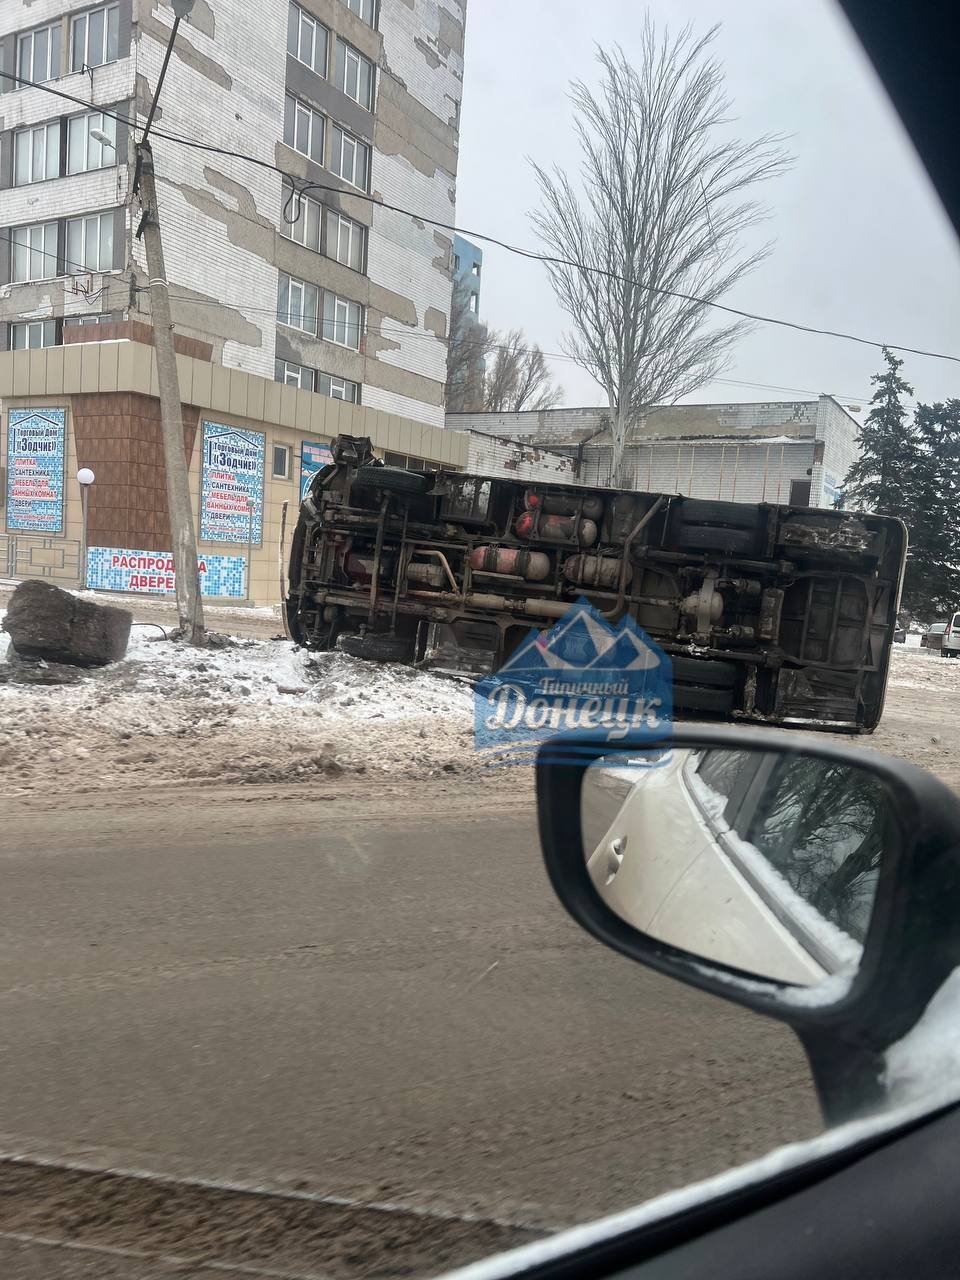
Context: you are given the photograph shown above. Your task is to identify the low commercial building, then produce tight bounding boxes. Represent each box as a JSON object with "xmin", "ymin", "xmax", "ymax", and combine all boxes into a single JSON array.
[
  {"xmin": 451, "ymin": 395, "xmax": 862, "ymax": 508},
  {"xmin": 0, "ymin": 327, "xmax": 467, "ymax": 605}
]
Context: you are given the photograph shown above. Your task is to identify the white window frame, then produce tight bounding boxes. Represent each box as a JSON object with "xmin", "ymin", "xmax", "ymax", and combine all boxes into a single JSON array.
[
  {"xmin": 11, "ymin": 319, "xmax": 59, "ymax": 351},
  {"xmin": 343, "ymin": 0, "xmax": 376, "ymax": 25},
  {"xmin": 275, "ymin": 359, "xmax": 316, "ymax": 391},
  {"xmin": 67, "ymin": 110, "xmax": 118, "ymax": 175},
  {"xmin": 65, "ymin": 211, "xmax": 115, "ymax": 274},
  {"xmin": 70, "ymin": 4, "xmax": 121, "ymax": 72},
  {"xmin": 322, "ymin": 293, "xmax": 363, "ymax": 350},
  {"xmin": 16, "ymin": 22, "xmax": 62, "ymax": 85},
  {"xmin": 287, "ymin": 2, "xmax": 328, "ymax": 76},
  {"xmin": 324, "ymin": 210, "xmax": 365, "ymax": 272},
  {"xmin": 13, "ymin": 121, "xmax": 60, "ymax": 185},
  {"xmin": 272, "ymin": 443, "xmax": 292, "ymax": 479},
  {"xmin": 278, "ymin": 273, "xmax": 320, "ymax": 335},
  {"xmin": 11, "ymin": 221, "xmax": 59, "ymax": 283},
  {"xmin": 283, "ymin": 94, "xmax": 325, "ymax": 165},
  {"xmin": 330, "ymin": 125, "xmax": 370, "ymax": 191},
  {"xmin": 335, "ymin": 37, "xmax": 375, "ymax": 110},
  {"xmin": 319, "ymin": 372, "xmax": 360, "ymax": 403},
  {"xmin": 281, "ymin": 186, "xmax": 323, "ymax": 252}
]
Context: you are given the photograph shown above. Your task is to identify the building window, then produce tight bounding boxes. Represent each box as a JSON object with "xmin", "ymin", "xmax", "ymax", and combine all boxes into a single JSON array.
[
  {"xmin": 71, "ymin": 4, "xmax": 121, "ymax": 72},
  {"xmin": 319, "ymin": 373, "xmax": 360, "ymax": 403},
  {"xmin": 472, "ymin": 262, "xmax": 480, "ymax": 277},
  {"xmin": 11, "ymin": 319, "xmax": 59, "ymax": 350},
  {"xmin": 283, "ymin": 94, "xmax": 324, "ymax": 164},
  {"xmin": 469, "ymin": 293, "xmax": 478, "ymax": 313},
  {"xmin": 278, "ymin": 272, "xmax": 319, "ymax": 335},
  {"xmin": 63, "ymin": 314, "xmax": 110, "ymax": 329},
  {"xmin": 287, "ymin": 2, "xmax": 328, "ymax": 76},
  {"xmin": 324, "ymin": 210, "xmax": 365, "ymax": 272},
  {"xmin": 16, "ymin": 22, "xmax": 62, "ymax": 85},
  {"xmin": 343, "ymin": 0, "xmax": 376, "ymax": 24},
  {"xmin": 453, "ymin": 254, "xmax": 461, "ymax": 273},
  {"xmin": 65, "ymin": 212, "xmax": 115, "ymax": 273},
  {"xmin": 322, "ymin": 293, "xmax": 363, "ymax": 349},
  {"xmin": 11, "ymin": 222, "xmax": 59, "ymax": 283},
  {"xmin": 67, "ymin": 111, "xmax": 118, "ymax": 174},
  {"xmin": 272, "ymin": 444, "xmax": 292, "ymax": 479},
  {"xmin": 281, "ymin": 185, "xmax": 322, "ymax": 251},
  {"xmin": 275, "ymin": 359, "xmax": 316, "ymax": 391},
  {"xmin": 334, "ymin": 38, "xmax": 374, "ymax": 110},
  {"xmin": 13, "ymin": 121, "xmax": 60, "ymax": 185},
  {"xmin": 330, "ymin": 125, "xmax": 370, "ymax": 190}
]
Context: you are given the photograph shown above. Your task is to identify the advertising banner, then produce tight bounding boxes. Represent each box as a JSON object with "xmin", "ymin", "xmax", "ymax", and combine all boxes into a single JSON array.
[
  {"xmin": 300, "ymin": 441, "xmax": 334, "ymax": 499},
  {"xmin": 6, "ymin": 407, "xmax": 66, "ymax": 532},
  {"xmin": 86, "ymin": 547, "xmax": 247, "ymax": 598},
  {"xmin": 199, "ymin": 421, "xmax": 265, "ymax": 544}
]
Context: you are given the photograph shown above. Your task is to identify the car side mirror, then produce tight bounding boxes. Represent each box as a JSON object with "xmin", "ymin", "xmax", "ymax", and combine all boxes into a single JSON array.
[{"xmin": 536, "ymin": 725, "xmax": 960, "ymax": 1124}]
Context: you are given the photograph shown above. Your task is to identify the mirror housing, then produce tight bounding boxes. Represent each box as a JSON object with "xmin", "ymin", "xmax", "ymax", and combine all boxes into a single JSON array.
[{"xmin": 537, "ymin": 725, "xmax": 960, "ymax": 1123}]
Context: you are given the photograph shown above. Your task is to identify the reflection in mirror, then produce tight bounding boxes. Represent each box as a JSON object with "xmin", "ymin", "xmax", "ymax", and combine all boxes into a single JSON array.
[{"xmin": 581, "ymin": 746, "xmax": 901, "ymax": 988}]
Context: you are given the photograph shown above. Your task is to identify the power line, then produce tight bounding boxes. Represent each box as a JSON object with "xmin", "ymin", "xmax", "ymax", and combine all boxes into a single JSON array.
[{"xmin": 4, "ymin": 67, "xmax": 960, "ymax": 368}]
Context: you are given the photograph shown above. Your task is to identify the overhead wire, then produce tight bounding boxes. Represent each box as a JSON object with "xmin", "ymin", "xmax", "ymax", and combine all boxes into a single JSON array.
[{"xmin": 4, "ymin": 65, "xmax": 959, "ymax": 369}]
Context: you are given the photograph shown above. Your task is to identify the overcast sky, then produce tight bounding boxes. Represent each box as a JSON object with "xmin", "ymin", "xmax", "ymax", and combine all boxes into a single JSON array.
[{"xmin": 455, "ymin": 0, "xmax": 960, "ymax": 413}]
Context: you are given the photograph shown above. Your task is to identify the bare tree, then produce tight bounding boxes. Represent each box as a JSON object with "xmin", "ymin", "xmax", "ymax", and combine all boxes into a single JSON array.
[
  {"xmin": 531, "ymin": 25, "xmax": 790, "ymax": 484},
  {"xmin": 445, "ymin": 281, "xmax": 493, "ymax": 412},
  {"xmin": 445, "ymin": 287, "xmax": 562, "ymax": 413},
  {"xmin": 485, "ymin": 331, "xmax": 563, "ymax": 412}
]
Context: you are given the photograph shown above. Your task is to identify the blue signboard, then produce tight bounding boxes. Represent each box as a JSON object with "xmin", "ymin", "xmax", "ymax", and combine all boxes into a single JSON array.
[
  {"xmin": 300, "ymin": 441, "xmax": 334, "ymax": 499},
  {"xmin": 6, "ymin": 407, "xmax": 66, "ymax": 532},
  {"xmin": 199, "ymin": 421, "xmax": 265, "ymax": 544},
  {"xmin": 86, "ymin": 547, "xmax": 247, "ymax": 598}
]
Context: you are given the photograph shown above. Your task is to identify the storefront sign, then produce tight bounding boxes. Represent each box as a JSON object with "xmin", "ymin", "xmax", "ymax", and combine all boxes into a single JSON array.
[
  {"xmin": 300, "ymin": 441, "xmax": 334, "ymax": 499},
  {"xmin": 86, "ymin": 547, "xmax": 247, "ymax": 598},
  {"xmin": 6, "ymin": 407, "xmax": 66, "ymax": 532},
  {"xmin": 199, "ymin": 421, "xmax": 265, "ymax": 544}
]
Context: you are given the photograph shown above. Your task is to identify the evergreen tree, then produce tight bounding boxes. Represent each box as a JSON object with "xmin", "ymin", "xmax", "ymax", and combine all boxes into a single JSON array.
[
  {"xmin": 842, "ymin": 348, "xmax": 917, "ymax": 514},
  {"xmin": 903, "ymin": 400, "xmax": 960, "ymax": 614}
]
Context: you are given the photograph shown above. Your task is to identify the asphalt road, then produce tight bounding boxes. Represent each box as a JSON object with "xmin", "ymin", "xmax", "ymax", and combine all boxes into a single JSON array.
[{"xmin": 0, "ymin": 776, "xmax": 819, "ymax": 1277}]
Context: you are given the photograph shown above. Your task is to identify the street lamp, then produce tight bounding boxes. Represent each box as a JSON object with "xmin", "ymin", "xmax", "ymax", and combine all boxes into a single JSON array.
[
  {"xmin": 89, "ymin": 127, "xmax": 116, "ymax": 151},
  {"xmin": 77, "ymin": 468, "xmax": 95, "ymax": 591}
]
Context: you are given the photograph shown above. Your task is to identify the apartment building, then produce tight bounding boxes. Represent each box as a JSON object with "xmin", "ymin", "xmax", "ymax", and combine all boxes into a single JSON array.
[{"xmin": 0, "ymin": 0, "xmax": 465, "ymax": 428}]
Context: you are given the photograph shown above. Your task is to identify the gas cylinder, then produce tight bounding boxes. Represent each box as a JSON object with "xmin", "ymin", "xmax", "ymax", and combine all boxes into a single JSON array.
[
  {"xmin": 564, "ymin": 554, "xmax": 626, "ymax": 588},
  {"xmin": 469, "ymin": 546, "xmax": 551, "ymax": 581},
  {"xmin": 514, "ymin": 512, "xmax": 598, "ymax": 546},
  {"xmin": 524, "ymin": 490, "xmax": 604, "ymax": 521}
]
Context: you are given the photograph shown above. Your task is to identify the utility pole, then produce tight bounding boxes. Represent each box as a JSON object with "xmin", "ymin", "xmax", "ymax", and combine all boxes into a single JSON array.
[{"xmin": 134, "ymin": 0, "xmax": 204, "ymax": 643}]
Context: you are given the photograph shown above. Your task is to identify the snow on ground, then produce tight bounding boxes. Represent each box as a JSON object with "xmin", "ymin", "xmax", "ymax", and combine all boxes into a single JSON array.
[{"xmin": 0, "ymin": 627, "xmax": 477, "ymax": 798}]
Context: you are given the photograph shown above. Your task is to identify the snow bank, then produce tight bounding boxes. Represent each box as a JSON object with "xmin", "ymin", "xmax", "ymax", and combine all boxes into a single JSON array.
[{"xmin": 0, "ymin": 630, "xmax": 477, "ymax": 797}]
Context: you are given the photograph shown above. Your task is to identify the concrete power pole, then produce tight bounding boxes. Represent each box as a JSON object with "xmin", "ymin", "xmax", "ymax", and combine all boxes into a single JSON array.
[{"xmin": 135, "ymin": 0, "xmax": 204, "ymax": 644}]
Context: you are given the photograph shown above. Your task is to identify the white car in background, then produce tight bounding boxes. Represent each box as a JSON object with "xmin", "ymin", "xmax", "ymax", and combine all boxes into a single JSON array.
[
  {"xmin": 585, "ymin": 748, "xmax": 887, "ymax": 986},
  {"xmin": 941, "ymin": 612, "xmax": 960, "ymax": 657}
]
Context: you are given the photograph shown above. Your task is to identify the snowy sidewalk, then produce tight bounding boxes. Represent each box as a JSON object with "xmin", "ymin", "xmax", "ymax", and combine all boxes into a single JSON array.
[{"xmin": 0, "ymin": 628, "xmax": 477, "ymax": 799}]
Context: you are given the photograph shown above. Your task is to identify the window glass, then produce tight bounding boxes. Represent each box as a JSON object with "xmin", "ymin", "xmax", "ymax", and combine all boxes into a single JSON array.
[
  {"xmin": 71, "ymin": 5, "xmax": 120, "ymax": 72},
  {"xmin": 344, "ymin": 0, "xmax": 375, "ymax": 24},
  {"xmin": 278, "ymin": 273, "xmax": 319, "ymax": 334},
  {"xmin": 275, "ymin": 360, "xmax": 316, "ymax": 391},
  {"xmin": 11, "ymin": 222, "xmax": 58, "ymax": 282},
  {"xmin": 325, "ymin": 210, "xmax": 364, "ymax": 271},
  {"xmin": 64, "ymin": 212, "xmax": 115, "ymax": 274},
  {"xmin": 13, "ymin": 122, "xmax": 60, "ymax": 184},
  {"xmin": 322, "ymin": 294, "xmax": 362, "ymax": 349},
  {"xmin": 17, "ymin": 23, "xmax": 61, "ymax": 84},
  {"xmin": 67, "ymin": 111, "xmax": 117, "ymax": 174},
  {"xmin": 745, "ymin": 758, "xmax": 891, "ymax": 943},
  {"xmin": 319, "ymin": 373, "xmax": 361, "ymax": 402},
  {"xmin": 272, "ymin": 445, "xmax": 291, "ymax": 478},
  {"xmin": 331, "ymin": 126, "xmax": 370, "ymax": 190},
  {"xmin": 288, "ymin": 3, "xmax": 327, "ymax": 75},
  {"xmin": 11, "ymin": 319, "xmax": 58, "ymax": 350},
  {"xmin": 334, "ymin": 38, "xmax": 374, "ymax": 110}
]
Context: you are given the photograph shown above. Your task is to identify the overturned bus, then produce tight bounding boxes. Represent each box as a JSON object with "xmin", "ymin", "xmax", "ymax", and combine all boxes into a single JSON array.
[{"xmin": 285, "ymin": 436, "xmax": 907, "ymax": 732}]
